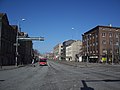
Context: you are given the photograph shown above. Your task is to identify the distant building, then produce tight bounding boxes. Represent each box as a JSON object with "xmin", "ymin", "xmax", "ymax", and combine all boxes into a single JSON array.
[
  {"xmin": 0, "ymin": 13, "xmax": 17, "ymax": 65},
  {"xmin": 62, "ymin": 40, "xmax": 75, "ymax": 60},
  {"xmin": 45, "ymin": 52, "xmax": 54, "ymax": 59},
  {"xmin": 82, "ymin": 25, "xmax": 120, "ymax": 63},
  {"xmin": 66, "ymin": 40, "xmax": 82, "ymax": 62},
  {"xmin": 53, "ymin": 43, "xmax": 63, "ymax": 60}
]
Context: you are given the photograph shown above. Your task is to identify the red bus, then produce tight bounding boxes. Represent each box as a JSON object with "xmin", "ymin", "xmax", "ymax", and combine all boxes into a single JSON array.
[{"xmin": 39, "ymin": 58, "xmax": 47, "ymax": 66}]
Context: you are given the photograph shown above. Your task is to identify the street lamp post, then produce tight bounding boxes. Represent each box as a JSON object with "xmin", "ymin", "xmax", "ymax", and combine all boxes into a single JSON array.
[
  {"xmin": 86, "ymin": 35, "xmax": 88, "ymax": 66},
  {"xmin": 72, "ymin": 28, "xmax": 74, "ymax": 39},
  {"xmin": 15, "ymin": 19, "xmax": 25, "ymax": 66},
  {"xmin": 112, "ymin": 40, "xmax": 114, "ymax": 65},
  {"xmin": 116, "ymin": 30, "xmax": 120, "ymax": 64}
]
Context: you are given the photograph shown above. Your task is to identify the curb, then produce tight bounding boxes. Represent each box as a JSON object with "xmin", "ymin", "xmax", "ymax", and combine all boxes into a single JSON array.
[{"xmin": 0, "ymin": 65, "xmax": 25, "ymax": 71}]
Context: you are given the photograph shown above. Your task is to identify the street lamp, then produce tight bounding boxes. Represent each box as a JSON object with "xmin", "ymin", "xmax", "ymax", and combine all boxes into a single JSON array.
[
  {"xmin": 112, "ymin": 39, "xmax": 114, "ymax": 65},
  {"xmin": 71, "ymin": 28, "xmax": 74, "ymax": 39},
  {"xmin": 15, "ymin": 19, "xmax": 25, "ymax": 66},
  {"xmin": 86, "ymin": 35, "xmax": 89, "ymax": 66},
  {"xmin": 86, "ymin": 34, "xmax": 91, "ymax": 66},
  {"xmin": 71, "ymin": 27, "xmax": 78, "ymax": 40},
  {"xmin": 119, "ymin": 34, "xmax": 120, "ymax": 64}
]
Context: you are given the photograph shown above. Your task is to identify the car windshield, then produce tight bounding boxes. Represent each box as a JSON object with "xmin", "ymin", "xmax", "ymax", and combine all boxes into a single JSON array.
[{"xmin": 40, "ymin": 59, "xmax": 47, "ymax": 62}]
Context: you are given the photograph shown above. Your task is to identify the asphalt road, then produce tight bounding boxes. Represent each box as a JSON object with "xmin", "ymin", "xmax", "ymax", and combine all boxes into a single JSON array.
[{"xmin": 0, "ymin": 60, "xmax": 120, "ymax": 90}]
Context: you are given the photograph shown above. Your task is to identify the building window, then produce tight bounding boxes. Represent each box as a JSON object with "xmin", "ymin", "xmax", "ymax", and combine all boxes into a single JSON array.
[
  {"xmin": 116, "ymin": 41, "xmax": 119, "ymax": 45},
  {"xmin": 102, "ymin": 49, "xmax": 107, "ymax": 54},
  {"xmin": 96, "ymin": 34, "xmax": 98, "ymax": 38},
  {"xmin": 102, "ymin": 40, "xmax": 106, "ymax": 44},
  {"xmin": 115, "ymin": 33, "xmax": 119, "ymax": 38},
  {"xmin": 96, "ymin": 50, "xmax": 98, "ymax": 53},
  {"xmin": 96, "ymin": 42, "xmax": 98, "ymax": 45},
  {"xmin": 110, "ymin": 49, "xmax": 112, "ymax": 53},
  {"xmin": 109, "ymin": 33, "xmax": 112, "ymax": 37},
  {"xmin": 109, "ymin": 40, "xmax": 112, "ymax": 45},
  {"xmin": 102, "ymin": 33, "xmax": 106, "ymax": 37},
  {"xmin": 93, "ymin": 34, "xmax": 95, "ymax": 39}
]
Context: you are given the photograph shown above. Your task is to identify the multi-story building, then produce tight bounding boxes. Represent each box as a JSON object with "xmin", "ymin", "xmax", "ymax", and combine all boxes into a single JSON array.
[
  {"xmin": 45, "ymin": 52, "xmax": 54, "ymax": 59},
  {"xmin": 62, "ymin": 40, "xmax": 75, "ymax": 60},
  {"xmin": 18, "ymin": 32, "xmax": 33, "ymax": 64},
  {"xmin": 53, "ymin": 43, "xmax": 63, "ymax": 60},
  {"xmin": 0, "ymin": 13, "xmax": 17, "ymax": 65},
  {"xmin": 82, "ymin": 25, "xmax": 120, "ymax": 63},
  {"xmin": 0, "ymin": 13, "xmax": 33, "ymax": 66},
  {"xmin": 66, "ymin": 40, "xmax": 82, "ymax": 61}
]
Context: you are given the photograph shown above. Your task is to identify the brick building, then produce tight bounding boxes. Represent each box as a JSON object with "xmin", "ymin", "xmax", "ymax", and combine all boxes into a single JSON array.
[
  {"xmin": 18, "ymin": 32, "xmax": 33, "ymax": 65},
  {"xmin": 0, "ymin": 13, "xmax": 33, "ymax": 66},
  {"xmin": 82, "ymin": 25, "xmax": 120, "ymax": 63},
  {"xmin": 0, "ymin": 13, "xmax": 17, "ymax": 65}
]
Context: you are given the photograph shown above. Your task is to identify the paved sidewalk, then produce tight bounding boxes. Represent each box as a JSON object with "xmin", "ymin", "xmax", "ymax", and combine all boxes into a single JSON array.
[
  {"xmin": 0, "ymin": 65, "xmax": 24, "ymax": 71},
  {"xmin": 49, "ymin": 59, "xmax": 120, "ymax": 68},
  {"xmin": 0, "ymin": 63, "xmax": 38, "ymax": 71}
]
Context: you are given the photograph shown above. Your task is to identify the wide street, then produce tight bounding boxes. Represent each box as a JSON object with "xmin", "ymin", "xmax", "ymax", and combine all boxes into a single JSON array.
[{"xmin": 0, "ymin": 60, "xmax": 120, "ymax": 90}]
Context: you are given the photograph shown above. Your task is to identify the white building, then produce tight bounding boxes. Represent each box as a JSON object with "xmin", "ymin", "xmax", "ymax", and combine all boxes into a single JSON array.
[
  {"xmin": 53, "ymin": 43, "xmax": 63, "ymax": 60},
  {"xmin": 66, "ymin": 40, "xmax": 82, "ymax": 62}
]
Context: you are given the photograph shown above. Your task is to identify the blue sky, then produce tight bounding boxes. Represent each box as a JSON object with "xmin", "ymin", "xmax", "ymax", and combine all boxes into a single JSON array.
[{"xmin": 0, "ymin": 0, "xmax": 120, "ymax": 53}]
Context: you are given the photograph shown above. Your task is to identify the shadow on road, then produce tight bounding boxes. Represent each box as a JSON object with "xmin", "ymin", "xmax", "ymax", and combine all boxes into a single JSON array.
[
  {"xmin": 81, "ymin": 79, "xmax": 120, "ymax": 90},
  {"xmin": 81, "ymin": 80, "xmax": 94, "ymax": 90},
  {"xmin": 85, "ymin": 79, "xmax": 120, "ymax": 82}
]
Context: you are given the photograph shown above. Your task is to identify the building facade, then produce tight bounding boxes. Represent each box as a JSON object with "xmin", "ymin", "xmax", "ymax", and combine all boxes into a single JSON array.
[
  {"xmin": 0, "ymin": 13, "xmax": 17, "ymax": 65},
  {"xmin": 82, "ymin": 25, "xmax": 120, "ymax": 63},
  {"xmin": 53, "ymin": 43, "xmax": 63, "ymax": 60},
  {"xmin": 62, "ymin": 40, "xmax": 75, "ymax": 60},
  {"xmin": 0, "ymin": 13, "xmax": 33, "ymax": 66},
  {"xmin": 18, "ymin": 32, "xmax": 33, "ymax": 64},
  {"xmin": 66, "ymin": 40, "xmax": 82, "ymax": 61}
]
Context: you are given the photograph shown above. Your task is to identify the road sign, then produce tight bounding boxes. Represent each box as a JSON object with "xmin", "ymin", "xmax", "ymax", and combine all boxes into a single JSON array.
[
  {"xmin": 18, "ymin": 37, "xmax": 44, "ymax": 41},
  {"xmin": 14, "ymin": 43, "xmax": 20, "ymax": 46}
]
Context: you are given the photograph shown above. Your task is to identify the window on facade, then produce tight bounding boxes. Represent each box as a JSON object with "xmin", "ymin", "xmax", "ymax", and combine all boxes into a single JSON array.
[
  {"xmin": 109, "ymin": 40, "xmax": 112, "ymax": 45},
  {"xmin": 102, "ymin": 33, "xmax": 106, "ymax": 37},
  {"xmin": 102, "ymin": 49, "xmax": 107, "ymax": 54},
  {"xmin": 96, "ymin": 42, "xmax": 98, "ymax": 45},
  {"xmin": 93, "ymin": 34, "xmax": 94, "ymax": 39},
  {"xmin": 116, "ymin": 49, "xmax": 119, "ymax": 53},
  {"xmin": 109, "ymin": 33, "xmax": 112, "ymax": 37},
  {"xmin": 116, "ymin": 41, "xmax": 119, "ymax": 45},
  {"xmin": 88, "ymin": 35, "xmax": 91, "ymax": 40},
  {"xmin": 96, "ymin": 34, "xmax": 98, "ymax": 38},
  {"xmin": 110, "ymin": 49, "xmax": 112, "ymax": 53},
  {"xmin": 96, "ymin": 50, "xmax": 98, "ymax": 53},
  {"xmin": 102, "ymin": 40, "xmax": 106, "ymax": 44},
  {"xmin": 115, "ymin": 33, "xmax": 119, "ymax": 38}
]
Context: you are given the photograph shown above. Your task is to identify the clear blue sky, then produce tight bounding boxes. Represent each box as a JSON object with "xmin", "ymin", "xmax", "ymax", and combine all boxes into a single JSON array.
[{"xmin": 0, "ymin": 0, "xmax": 120, "ymax": 53}]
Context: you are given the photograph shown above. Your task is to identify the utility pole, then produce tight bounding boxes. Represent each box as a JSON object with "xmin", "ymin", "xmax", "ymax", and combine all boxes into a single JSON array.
[
  {"xmin": 116, "ymin": 30, "xmax": 120, "ymax": 64},
  {"xmin": 86, "ymin": 34, "xmax": 89, "ymax": 67},
  {"xmin": 112, "ymin": 38, "xmax": 114, "ymax": 65},
  {"xmin": 14, "ymin": 19, "xmax": 25, "ymax": 66}
]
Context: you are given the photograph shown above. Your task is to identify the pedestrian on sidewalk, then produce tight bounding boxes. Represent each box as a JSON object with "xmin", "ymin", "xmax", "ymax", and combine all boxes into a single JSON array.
[{"xmin": 32, "ymin": 58, "xmax": 35, "ymax": 67}]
